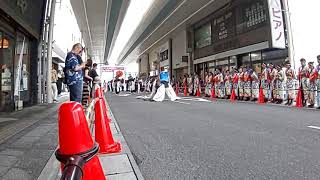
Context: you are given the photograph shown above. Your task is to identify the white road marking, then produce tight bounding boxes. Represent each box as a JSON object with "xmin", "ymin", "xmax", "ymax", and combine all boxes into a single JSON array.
[
  {"xmin": 179, "ymin": 97, "xmax": 211, "ymax": 103},
  {"xmin": 197, "ymin": 98, "xmax": 211, "ymax": 102},
  {"xmin": 118, "ymin": 94, "xmax": 131, "ymax": 97},
  {"xmin": 308, "ymin": 126, "xmax": 320, "ymax": 130},
  {"xmin": 173, "ymin": 101, "xmax": 191, "ymax": 105}
]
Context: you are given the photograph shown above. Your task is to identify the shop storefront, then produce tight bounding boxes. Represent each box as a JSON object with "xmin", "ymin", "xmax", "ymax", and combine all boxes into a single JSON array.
[
  {"xmin": 196, "ymin": 48, "xmax": 288, "ymax": 76},
  {"xmin": 0, "ymin": 0, "xmax": 45, "ymax": 111}
]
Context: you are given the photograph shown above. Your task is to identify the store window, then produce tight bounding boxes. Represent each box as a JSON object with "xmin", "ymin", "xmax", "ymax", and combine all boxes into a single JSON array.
[
  {"xmin": 0, "ymin": 30, "xmax": 15, "ymax": 111},
  {"xmin": 251, "ymin": 51, "xmax": 262, "ymax": 61},
  {"xmin": 262, "ymin": 49, "xmax": 288, "ymax": 66},
  {"xmin": 14, "ymin": 33, "xmax": 30, "ymax": 103},
  {"xmin": 216, "ymin": 58, "xmax": 229, "ymax": 66},
  {"xmin": 242, "ymin": 54, "xmax": 250, "ymax": 63}
]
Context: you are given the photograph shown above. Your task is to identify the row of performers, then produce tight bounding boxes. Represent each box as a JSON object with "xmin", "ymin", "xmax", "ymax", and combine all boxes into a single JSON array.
[{"xmin": 181, "ymin": 60, "xmax": 320, "ymax": 108}]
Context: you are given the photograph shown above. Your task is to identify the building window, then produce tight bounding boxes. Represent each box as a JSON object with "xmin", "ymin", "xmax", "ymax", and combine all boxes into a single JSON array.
[
  {"xmin": 194, "ymin": 23, "xmax": 212, "ymax": 49},
  {"xmin": 241, "ymin": 53, "xmax": 251, "ymax": 64},
  {"xmin": 159, "ymin": 50, "xmax": 168, "ymax": 62},
  {"xmin": 216, "ymin": 58, "xmax": 229, "ymax": 66},
  {"xmin": 251, "ymin": 51, "xmax": 262, "ymax": 61},
  {"xmin": 0, "ymin": 30, "xmax": 15, "ymax": 111},
  {"xmin": 236, "ymin": 0, "xmax": 268, "ymax": 34}
]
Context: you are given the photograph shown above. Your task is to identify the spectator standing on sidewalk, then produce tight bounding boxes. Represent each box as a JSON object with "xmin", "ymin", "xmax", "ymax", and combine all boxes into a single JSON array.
[
  {"xmin": 64, "ymin": 43, "xmax": 85, "ymax": 103},
  {"xmin": 90, "ymin": 63, "xmax": 100, "ymax": 97},
  {"xmin": 51, "ymin": 65, "xmax": 58, "ymax": 102},
  {"xmin": 57, "ymin": 69, "xmax": 64, "ymax": 96},
  {"xmin": 82, "ymin": 59, "xmax": 93, "ymax": 106}
]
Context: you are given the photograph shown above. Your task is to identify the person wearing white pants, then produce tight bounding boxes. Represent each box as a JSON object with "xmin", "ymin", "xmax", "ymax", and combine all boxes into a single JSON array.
[
  {"xmin": 152, "ymin": 70, "xmax": 179, "ymax": 102},
  {"xmin": 51, "ymin": 67, "xmax": 58, "ymax": 102}
]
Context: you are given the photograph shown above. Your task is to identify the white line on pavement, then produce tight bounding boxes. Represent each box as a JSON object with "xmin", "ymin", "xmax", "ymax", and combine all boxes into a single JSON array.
[
  {"xmin": 118, "ymin": 94, "xmax": 131, "ymax": 97},
  {"xmin": 308, "ymin": 126, "xmax": 320, "ymax": 130},
  {"xmin": 179, "ymin": 97, "xmax": 211, "ymax": 102},
  {"xmin": 173, "ymin": 101, "xmax": 191, "ymax": 105}
]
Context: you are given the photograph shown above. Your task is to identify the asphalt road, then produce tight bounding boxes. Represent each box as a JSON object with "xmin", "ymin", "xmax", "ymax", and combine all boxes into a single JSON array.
[{"xmin": 107, "ymin": 92, "xmax": 320, "ymax": 180}]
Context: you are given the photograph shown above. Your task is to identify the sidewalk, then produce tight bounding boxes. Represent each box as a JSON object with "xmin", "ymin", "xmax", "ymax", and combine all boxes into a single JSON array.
[
  {"xmin": 37, "ymin": 96, "xmax": 144, "ymax": 180},
  {"xmin": 0, "ymin": 94, "xmax": 69, "ymax": 180}
]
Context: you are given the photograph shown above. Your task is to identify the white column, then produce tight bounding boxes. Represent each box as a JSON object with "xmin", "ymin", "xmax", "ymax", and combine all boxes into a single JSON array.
[
  {"xmin": 46, "ymin": 0, "xmax": 56, "ymax": 103},
  {"xmin": 282, "ymin": 0, "xmax": 295, "ymax": 69}
]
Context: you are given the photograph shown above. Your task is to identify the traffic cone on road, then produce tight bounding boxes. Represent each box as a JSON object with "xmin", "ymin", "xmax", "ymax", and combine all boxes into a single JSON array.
[
  {"xmin": 57, "ymin": 102, "xmax": 105, "ymax": 180},
  {"xmin": 95, "ymin": 98, "xmax": 121, "ymax": 154},
  {"xmin": 184, "ymin": 85, "xmax": 187, "ymax": 96},
  {"xmin": 258, "ymin": 85, "xmax": 265, "ymax": 104},
  {"xmin": 230, "ymin": 89, "xmax": 236, "ymax": 102},
  {"xmin": 295, "ymin": 87, "xmax": 303, "ymax": 108},
  {"xmin": 196, "ymin": 87, "xmax": 201, "ymax": 97},
  {"xmin": 211, "ymin": 88, "xmax": 215, "ymax": 100}
]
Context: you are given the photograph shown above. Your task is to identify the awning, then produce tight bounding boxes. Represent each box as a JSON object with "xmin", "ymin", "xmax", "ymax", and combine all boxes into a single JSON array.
[{"xmin": 52, "ymin": 43, "xmax": 66, "ymax": 64}]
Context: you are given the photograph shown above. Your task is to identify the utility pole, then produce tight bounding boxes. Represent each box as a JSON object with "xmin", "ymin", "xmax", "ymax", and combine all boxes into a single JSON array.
[
  {"xmin": 282, "ymin": 0, "xmax": 295, "ymax": 69},
  {"xmin": 46, "ymin": 0, "xmax": 56, "ymax": 103}
]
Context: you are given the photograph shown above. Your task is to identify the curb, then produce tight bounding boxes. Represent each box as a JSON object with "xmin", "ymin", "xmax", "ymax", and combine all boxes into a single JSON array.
[{"xmin": 105, "ymin": 100, "xmax": 145, "ymax": 180}]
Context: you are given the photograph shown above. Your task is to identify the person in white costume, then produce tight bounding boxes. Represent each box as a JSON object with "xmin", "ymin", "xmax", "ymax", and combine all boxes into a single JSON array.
[
  {"xmin": 152, "ymin": 70, "xmax": 180, "ymax": 102},
  {"xmin": 145, "ymin": 77, "xmax": 159, "ymax": 100}
]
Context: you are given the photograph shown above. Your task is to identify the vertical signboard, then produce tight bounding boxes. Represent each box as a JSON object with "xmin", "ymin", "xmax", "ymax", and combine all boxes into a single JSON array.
[{"xmin": 268, "ymin": 0, "xmax": 286, "ymax": 48}]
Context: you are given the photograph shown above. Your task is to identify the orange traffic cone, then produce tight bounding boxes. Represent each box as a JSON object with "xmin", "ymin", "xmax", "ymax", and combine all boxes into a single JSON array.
[
  {"xmin": 230, "ymin": 89, "xmax": 236, "ymax": 102},
  {"xmin": 101, "ymin": 98, "xmax": 111, "ymax": 122},
  {"xmin": 95, "ymin": 88, "xmax": 110, "ymax": 122},
  {"xmin": 211, "ymin": 88, "xmax": 215, "ymax": 100},
  {"xmin": 95, "ymin": 88, "xmax": 103, "ymax": 99},
  {"xmin": 100, "ymin": 88, "xmax": 104, "ymax": 96},
  {"xmin": 184, "ymin": 85, "xmax": 187, "ymax": 96},
  {"xmin": 95, "ymin": 98, "xmax": 121, "ymax": 154},
  {"xmin": 56, "ymin": 102, "xmax": 105, "ymax": 180},
  {"xmin": 258, "ymin": 85, "xmax": 265, "ymax": 104},
  {"xmin": 196, "ymin": 87, "xmax": 201, "ymax": 97},
  {"xmin": 295, "ymin": 87, "xmax": 303, "ymax": 108}
]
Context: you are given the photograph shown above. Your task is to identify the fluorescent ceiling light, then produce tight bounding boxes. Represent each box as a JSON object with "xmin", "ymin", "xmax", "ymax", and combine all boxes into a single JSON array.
[{"xmin": 108, "ymin": 0, "xmax": 154, "ymax": 65}]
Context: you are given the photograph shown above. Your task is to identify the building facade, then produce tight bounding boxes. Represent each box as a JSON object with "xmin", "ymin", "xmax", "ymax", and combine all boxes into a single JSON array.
[
  {"xmin": 0, "ymin": 0, "xmax": 46, "ymax": 111},
  {"xmin": 136, "ymin": 0, "xmax": 288, "ymax": 82},
  {"xmin": 189, "ymin": 0, "xmax": 288, "ymax": 78}
]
